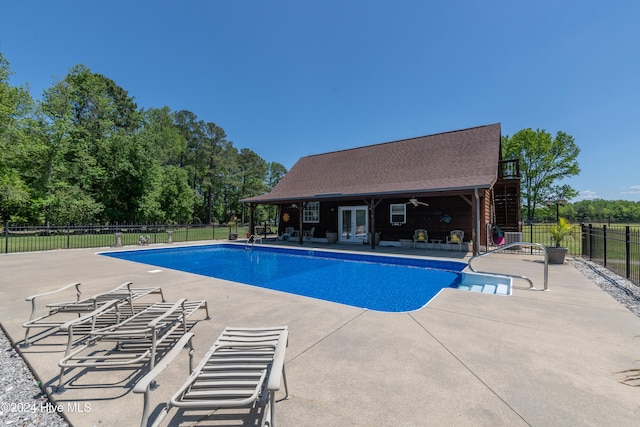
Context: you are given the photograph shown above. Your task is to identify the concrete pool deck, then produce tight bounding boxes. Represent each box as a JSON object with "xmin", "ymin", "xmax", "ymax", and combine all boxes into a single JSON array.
[{"xmin": 1, "ymin": 241, "xmax": 640, "ymax": 426}]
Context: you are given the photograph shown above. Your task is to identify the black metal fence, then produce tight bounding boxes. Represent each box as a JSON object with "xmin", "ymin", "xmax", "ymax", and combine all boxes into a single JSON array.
[
  {"xmin": 1, "ymin": 223, "xmax": 240, "ymax": 254},
  {"xmin": 581, "ymin": 224, "xmax": 640, "ymax": 286},
  {"xmin": 483, "ymin": 222, "xmax": 639, "ymax": 287},
  {"xmin": 485, "ymin": 222, "xmax": 583, "ymax": 256}
]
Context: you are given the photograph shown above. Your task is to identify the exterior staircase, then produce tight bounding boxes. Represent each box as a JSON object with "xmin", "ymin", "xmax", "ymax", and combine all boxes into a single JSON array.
[{"xmin": 493, "ymin": 160, "xmax": 521, "ymax": 232}]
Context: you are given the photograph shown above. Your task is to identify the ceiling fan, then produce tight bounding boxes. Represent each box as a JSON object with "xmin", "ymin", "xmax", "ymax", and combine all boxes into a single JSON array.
[{"xmin": 407, "ymin": 198, "xmax": 429, "ymax": 207}]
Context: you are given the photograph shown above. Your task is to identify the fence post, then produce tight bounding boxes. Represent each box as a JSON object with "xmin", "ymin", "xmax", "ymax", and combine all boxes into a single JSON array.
[
  {"xmin": 588, "ymin": 224, "xmax": 593, "ymax": 260},
  {"xmin": 529, "ymin": 223, "xmax": 533, "ymax": 255},
  {"xmin": 3, "ymin": 221, "xmax": 8, "ymax": 254},
  {"xmin": 67, "ymin": 222, "xmax": 71, "ymax": 249},
  {"xmin": 603, "ymin": 225, "xmax": 607, "ymax": 267},
  {"xmin": 626, "ymin": 225, "xmax": 631, "ymax": 280}
]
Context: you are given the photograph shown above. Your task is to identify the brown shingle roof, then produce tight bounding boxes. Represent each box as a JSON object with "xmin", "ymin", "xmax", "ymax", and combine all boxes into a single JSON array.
[{"xmin": 244, "ymin": 123, "xmax": 501, "ymax": 203}]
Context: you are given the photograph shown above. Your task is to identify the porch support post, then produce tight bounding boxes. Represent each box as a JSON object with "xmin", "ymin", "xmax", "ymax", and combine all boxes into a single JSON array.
[
  {"xmin": 461, "ymin": 193, "xmax": 479, "ymax": 256},
  {"xmin": 249, "ymin": 204, "xmax": 255, "ymax": 237},
  {"xmin": 366, "ymin": 199, "xmax": 382, "ymax": 249},
  {"xmin": 298, "ymin": 202, "xmax": 306, "ymax": 245},
  {"xmin": 276, "ymin": 204, "xmax": 282, "ymax": 235},
  {"xmin": 473, "ymin": 188, "xmax": 481, "ymax": 256}
]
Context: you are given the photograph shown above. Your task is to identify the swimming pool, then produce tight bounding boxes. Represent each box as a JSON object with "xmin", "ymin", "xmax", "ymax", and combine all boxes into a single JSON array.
[{"xmin": 101, "ymin": 244, "xmax": 510, "ymax": 312}]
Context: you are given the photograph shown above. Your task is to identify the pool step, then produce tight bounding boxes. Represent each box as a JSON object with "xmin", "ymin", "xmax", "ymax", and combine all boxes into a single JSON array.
[{"xmin": 458, "ymin": 283, "xmax": 510, "ymax": 295}]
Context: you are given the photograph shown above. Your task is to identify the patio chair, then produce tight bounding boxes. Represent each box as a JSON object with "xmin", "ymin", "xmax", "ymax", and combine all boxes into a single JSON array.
[
  {"xmin": 283, "ymin": 226, "xmax": 295, "ymax": 240},
  {"xmin": 413, "ymin": 229, "xmax": 428, "ymax": 248},
  {"xmin": 446, "ymin": 229, "xmax": 465, "ymax": 251},
  {"xmin": 23, "ymin": 281, "xmax": 165, "ymax": 346},
  {"xmin": 134, "ymin": 326, "xmax": 289, "ymax": 427},
  {"xmin": 56, "ymin": 298, "xmax": 209, "ymax": 391},
  {"xmin": 303, "ymin": 226, "xmax": 315, "ymax": 241}
]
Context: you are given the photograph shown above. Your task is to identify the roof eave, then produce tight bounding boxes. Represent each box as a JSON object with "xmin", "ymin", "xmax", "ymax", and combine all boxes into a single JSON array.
[{"xmin": 241, "ymin": 183, "xmax": 494, "ymax": 205}]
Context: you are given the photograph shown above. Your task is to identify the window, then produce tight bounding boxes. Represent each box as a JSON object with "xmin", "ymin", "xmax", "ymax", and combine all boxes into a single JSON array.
[
  {"xmin": 390, "ymin": 204, "xmax": 406, "ymax": 224},
  {"xmin": 303, "ymin": 202, "xmax": 320, "ymax": 223}
]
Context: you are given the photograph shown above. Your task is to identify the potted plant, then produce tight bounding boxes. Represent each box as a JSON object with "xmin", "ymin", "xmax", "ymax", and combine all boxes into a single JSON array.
[{"xmin": 547, "ymin": 217, "xmax": 574, "ymax": 264}]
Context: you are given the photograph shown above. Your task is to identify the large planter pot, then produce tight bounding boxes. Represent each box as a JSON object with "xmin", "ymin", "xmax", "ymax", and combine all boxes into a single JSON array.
[
  {"xmin": 547, "ymin": 246, "xmax": 568, "ymax": 264},
  {"xmin": 326, "ymin": 232, "xmax": 338, "ymax": 243}
]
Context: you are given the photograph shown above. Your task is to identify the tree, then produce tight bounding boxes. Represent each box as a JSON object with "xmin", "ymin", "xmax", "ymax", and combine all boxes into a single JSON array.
[
  {"xmin": 40, "ymin": 65, "xmax": 144, "ymax": 223},
  {"xmin": 136, "ymin": 107, "xmax": 193, "ymax": 223},
  {"xmin": 266, "ymin": 162, "xmax": 287, "ymax": 190},
  {"xmin": 502, "ymin": 128, "xmax": 580, "ymax": 221},
  {"xmin": 237, "ymin": 148, "xmax": 268, "ymax": 223},
  {"xmin": 0, "ymin": 55, "xmax": 279, "ymax": 226},
  {"xmin": 201, "ymin": 122, "xmax": 233, "ymax": 225},
  {"xmin": 263, "ymin": 162, "xmax": 287, "ymax": 223},
  {"xmin": 0, "ymin": 53, "xmax": 32, "ymax": 223},
  {"xmin": 140, "ymin": 107, "xmax": 186, "ymax": 167}
]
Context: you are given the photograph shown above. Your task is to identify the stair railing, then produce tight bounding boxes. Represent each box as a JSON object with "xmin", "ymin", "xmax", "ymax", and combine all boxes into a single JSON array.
[
  {"xmin": 244, "ymin": 235, "xmax": 263, "ymax": 250},
  {"xmin": 468, "ymin": 242, "xmax": 549, "ymax": 291}
]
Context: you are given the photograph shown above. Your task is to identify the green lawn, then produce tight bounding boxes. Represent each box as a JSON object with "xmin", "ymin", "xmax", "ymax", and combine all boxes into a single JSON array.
[{"xmin": 1, "ymin": 225, "xmax": 241, "ymax": 254}]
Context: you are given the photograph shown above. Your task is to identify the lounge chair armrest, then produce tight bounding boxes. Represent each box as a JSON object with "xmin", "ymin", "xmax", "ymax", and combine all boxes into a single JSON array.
[
  {"xmin": 25, "ymin": 282, "xmax": 82, "ymax": 302},
  {"xmin": 24, "ymin": 282, "xmax": 83, "ymax": 326},
  {"xmin": 59, "ymin": 299, "xmax": 120, "ymax": 331},
  {"xmin": 267, "ymin": 331, "xmax": 289, "ymax": 392},
  {"xmin": 147, "ymin": 298, "xmax": 187, "ymax": 329},
  {"xmin": 133, "ymin": 332, "xmax": 195, "ymax": 394}
]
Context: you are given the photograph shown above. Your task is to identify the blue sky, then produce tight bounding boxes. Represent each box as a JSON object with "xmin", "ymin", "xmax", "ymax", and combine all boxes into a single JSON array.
[{"xmin": 2, "ymin": 1, "xmax": 639, "ymax": 201}]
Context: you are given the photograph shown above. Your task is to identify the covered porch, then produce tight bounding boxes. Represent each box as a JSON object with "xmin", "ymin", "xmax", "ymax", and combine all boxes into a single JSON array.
[{"xmin": 245, "ymin": 189, "xmax": 488, "ymax": 255}]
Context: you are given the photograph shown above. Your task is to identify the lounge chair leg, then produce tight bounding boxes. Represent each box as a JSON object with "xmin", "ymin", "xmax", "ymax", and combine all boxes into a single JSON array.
[
  {"xmin": 281, "ymin": 365, "xmax": 289, "ymax": 400},
  {"xmin": 56, "ymin": 367, "xmax": 66, "ymax": 393},
  {"xmin": 202, "ymin": 301, "xmax": 211, "ymax": 320},
  {"xmin": 140, "ymin": 388, "xmax": 150, "ymax": 427},
  {"xmin": 52, "ymin": 384, "xmax": 64, "ymax": 394},
  {"xmin": 269, "ymin": 392, "xmax": 276, "ymax": 427}
]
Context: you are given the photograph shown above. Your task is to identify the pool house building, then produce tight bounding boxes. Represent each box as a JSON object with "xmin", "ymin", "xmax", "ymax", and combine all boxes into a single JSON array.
[{"xmin": 242, "ymin": 123, "xmax": 520, "ymax": 255}]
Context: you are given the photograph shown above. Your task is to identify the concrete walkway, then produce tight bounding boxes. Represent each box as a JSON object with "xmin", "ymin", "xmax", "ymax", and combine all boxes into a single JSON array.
[{"xmin": 1, "ymin": 242, "xmax": 640, "ymax": 426}]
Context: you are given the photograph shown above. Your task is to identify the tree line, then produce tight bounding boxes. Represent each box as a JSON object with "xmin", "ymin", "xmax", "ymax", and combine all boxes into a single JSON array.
[
  {"xmin": 537, "ymin": 199, "xmax": 640, "ymax": 224},
  {"xmin": 0, "ymin": 53, "xmax": 286, "ymax": 226}
]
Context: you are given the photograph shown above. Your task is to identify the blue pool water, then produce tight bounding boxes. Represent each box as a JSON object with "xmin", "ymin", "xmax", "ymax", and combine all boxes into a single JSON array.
[{"xmin": 102, "ymin": 244, "xmax": 471, "ymax": 312}]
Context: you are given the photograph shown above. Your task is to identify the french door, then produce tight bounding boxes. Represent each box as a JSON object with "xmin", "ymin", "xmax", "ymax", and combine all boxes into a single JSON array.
[{"xmin": 338, "ymin": 206, "xmax": 368, "ymax": 243}]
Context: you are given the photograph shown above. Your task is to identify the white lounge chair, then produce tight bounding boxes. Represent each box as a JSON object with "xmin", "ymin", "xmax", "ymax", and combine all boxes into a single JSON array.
[
  {"xmin": 134, "ymin": 326, "xmax": 289, "ymax": 427},
  {"xmin": 23, "ymin": 281, "xmax": 165, "ymax": 346},
  {"xmin": 56, "ymin": 298, "xmax": 209, "ymax": 391}
]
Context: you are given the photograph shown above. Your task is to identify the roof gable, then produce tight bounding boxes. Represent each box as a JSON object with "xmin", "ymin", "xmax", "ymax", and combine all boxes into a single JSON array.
[{"xmin": 245, "ymin": 123, "xmax": 501, "ymax": 203}]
